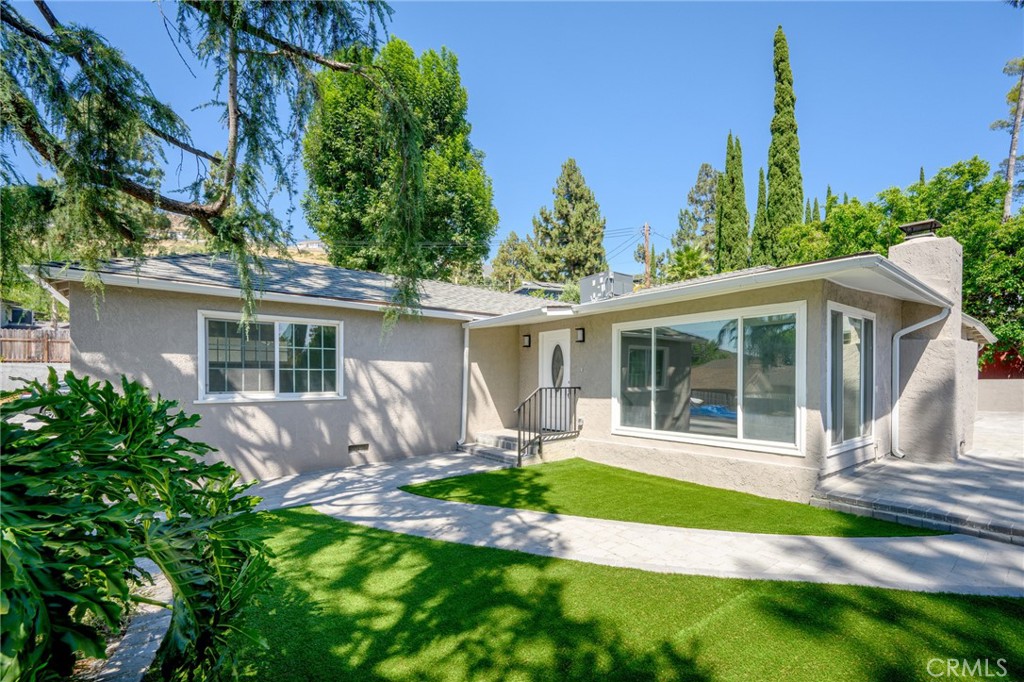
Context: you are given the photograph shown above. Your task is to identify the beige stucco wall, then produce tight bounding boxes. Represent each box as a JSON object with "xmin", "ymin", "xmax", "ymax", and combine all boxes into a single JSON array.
[
  {"xmin": 466, "ymin": 326, "xmax": 520, "ymax": 439},
  {"xmin": 69, "ymin": 283, "xmax": 464, "ymax": 480},
  {"xmin": 978, "ymin": 379, "xmax": 1024, "ymax": 413}
]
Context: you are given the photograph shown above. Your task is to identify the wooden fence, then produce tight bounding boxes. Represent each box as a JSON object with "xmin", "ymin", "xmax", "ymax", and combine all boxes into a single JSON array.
[{"xmin": 0, "ymin": 328, "xmax": 71, "ymax": 363}]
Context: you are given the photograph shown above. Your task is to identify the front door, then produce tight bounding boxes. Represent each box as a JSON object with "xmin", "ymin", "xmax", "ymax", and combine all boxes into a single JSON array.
[{"xmin": 538, "ymin": 329, "xmax": 571, "ymax": 431}]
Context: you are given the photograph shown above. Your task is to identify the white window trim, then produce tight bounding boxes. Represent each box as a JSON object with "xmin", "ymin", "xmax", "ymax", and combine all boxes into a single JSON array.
[
  {"xmin": 825, "ymin": 301, "xmax": 876, "ymax": 455},
  {"xmin": 610, "ymin": 300, "xmax": 807, "ymax": 458},
  {"xmin": 196, "ymin": 310, "xmax": 346, "ymax": 404}
]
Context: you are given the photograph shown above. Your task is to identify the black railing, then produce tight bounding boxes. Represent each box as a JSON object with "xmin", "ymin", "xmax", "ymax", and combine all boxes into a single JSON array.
[{"xmin": 515, "ymin": 386, "xmax": 581, "ymax": 467}]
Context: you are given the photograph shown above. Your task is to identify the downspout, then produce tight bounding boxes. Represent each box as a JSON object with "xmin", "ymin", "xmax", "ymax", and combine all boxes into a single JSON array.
[
  {"xmin": 890, "ymin": 308, "xmax": 949, "ymax": 458},
  {"xmin": 457, "ymin": 326, "xmax": 470, "ymax": 446}
]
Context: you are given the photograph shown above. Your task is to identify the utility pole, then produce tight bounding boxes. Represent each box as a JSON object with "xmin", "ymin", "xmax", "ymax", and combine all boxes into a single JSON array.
[{"xmin": 643, "ymin": 222, "xmax": 652, "ymax": 289}]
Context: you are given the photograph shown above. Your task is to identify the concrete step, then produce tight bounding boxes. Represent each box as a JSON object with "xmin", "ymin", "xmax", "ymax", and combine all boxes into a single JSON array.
[
  {"xmin": 476, "ymin": 431, "xmax": 519, "ymax": 451},
  {"xmin": 810, "ymin": 492, "xmax": 1021, "ymax": 545},
  {"xmin": 457, "ymin": 442, "xmax": 537, "ymax": 467}
]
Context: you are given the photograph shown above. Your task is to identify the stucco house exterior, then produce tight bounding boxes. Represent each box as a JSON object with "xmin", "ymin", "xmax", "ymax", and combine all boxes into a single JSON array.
[{"xmin": 40, "ymin": 220, "xmax": 994, "ymax": 501}]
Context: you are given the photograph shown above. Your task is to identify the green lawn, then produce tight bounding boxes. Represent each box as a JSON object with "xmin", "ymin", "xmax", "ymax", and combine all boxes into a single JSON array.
[
  {"xmin": 235, "ymin": 506, "xmax": 1023, "ymax": 682},
  {"xmin": 401, "ymin": 458, "xmax": 944, "ymax": 537}
]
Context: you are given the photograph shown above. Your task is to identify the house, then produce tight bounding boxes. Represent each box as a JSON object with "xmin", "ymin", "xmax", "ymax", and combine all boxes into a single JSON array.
[{"xmin": 40, "ymin": 220, "xmax": 995, "ymax": 501}]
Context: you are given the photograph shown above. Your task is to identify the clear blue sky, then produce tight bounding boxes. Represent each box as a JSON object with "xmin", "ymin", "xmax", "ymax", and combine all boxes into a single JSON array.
[{"xmin": 9, "ymin": 2, "xmax": 1022, "ymax": 274}]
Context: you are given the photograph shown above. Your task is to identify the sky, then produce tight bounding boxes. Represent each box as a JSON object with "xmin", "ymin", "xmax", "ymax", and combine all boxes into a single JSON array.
[{"xmin": 7, "ymin": 1, "xmax": 1022, "ymax": 275}]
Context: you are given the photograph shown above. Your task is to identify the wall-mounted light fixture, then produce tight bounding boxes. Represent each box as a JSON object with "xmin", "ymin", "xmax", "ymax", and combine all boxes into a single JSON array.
[
  {"xmin": 575, "ymin": 327, "xmax": 586, "ymax": 343},
  {"xmin": 521, "ymin": 334, "xmax": 532, "ymax": 348}
]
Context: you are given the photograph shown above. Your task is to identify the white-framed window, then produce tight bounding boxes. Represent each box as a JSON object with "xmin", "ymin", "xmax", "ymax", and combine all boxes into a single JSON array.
[
  {"xmin": 827, "ymin": 302, "xmax": 875, "ymax": 450},
  {"xmin": 197, "ymin": 311, "xmax": 344, "ymax": 403},
  {"xmin": 611, "ymin": 301, "xmax": 806, "ymax": 456}
]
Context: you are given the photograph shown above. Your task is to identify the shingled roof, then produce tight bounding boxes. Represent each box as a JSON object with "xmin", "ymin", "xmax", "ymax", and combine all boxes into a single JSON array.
[{"xmin": 43, "ymin": 254, "xmax": 544, "ymax": 318}]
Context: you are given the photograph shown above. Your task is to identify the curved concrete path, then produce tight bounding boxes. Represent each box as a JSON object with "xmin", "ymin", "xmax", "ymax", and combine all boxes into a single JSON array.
[{"xmin": 254, "ymin": 453, "xmax": 1024, "ymax": 597}]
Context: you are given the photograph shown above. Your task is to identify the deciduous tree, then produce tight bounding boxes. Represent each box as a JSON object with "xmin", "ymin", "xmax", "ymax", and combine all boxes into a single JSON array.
[{"xmin": 304, "ymin": 38, "xmax": 497, "ymax": 282}]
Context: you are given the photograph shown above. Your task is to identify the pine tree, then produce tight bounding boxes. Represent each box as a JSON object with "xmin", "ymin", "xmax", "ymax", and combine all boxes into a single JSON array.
[
  {"xmin": 750, "ymin": 167, "xmax": 771, "ymax": 266},
  {"xmin": 766, "ymin": 25, "xmax": 803, "ymax": 262},
  {"xmin": 716, "ymin": 134, "xmax": 750, "ymax": 272},
  {"xmin": 675, "ymin": 163, "xmax": 719, "ymax": 257},
  {"xmin": 531, "ymin": 158, "xmax": 608, "ymax": 282}
]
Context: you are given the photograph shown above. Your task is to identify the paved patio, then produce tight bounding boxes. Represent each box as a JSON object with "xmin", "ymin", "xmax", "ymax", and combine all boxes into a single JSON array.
[
  {"xmin": 816, "ymin": 411, "xmax": 1024, "ymax": 543},
  {"xmin": 254, "ymin": 452, "xmax": 1024, "ymax": 597}
]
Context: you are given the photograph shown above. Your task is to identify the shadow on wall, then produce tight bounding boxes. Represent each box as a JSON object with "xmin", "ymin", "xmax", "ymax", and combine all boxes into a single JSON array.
[
  {"xmin": 233, "ymin": 505, "xmax": 1024, "ymax": 682},
  {"xmin": 74, "ymin": 350, "xmax": 459, "ymax": 481}
]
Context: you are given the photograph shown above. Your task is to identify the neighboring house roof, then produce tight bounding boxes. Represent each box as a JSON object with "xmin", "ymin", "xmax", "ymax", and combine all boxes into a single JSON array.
[
  {"xmin": 467, "ymin": 253, "xmax": 955, "ymax": 329},
  {"xmin": 39, "ymin": 254, "xmax": 542, "ymax": 320}
]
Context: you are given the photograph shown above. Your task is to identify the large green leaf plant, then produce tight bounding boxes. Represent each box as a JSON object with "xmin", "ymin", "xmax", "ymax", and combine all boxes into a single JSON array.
[{"xmin": 1, "ymin": 371, "xmax": 271, "ymax": 681}]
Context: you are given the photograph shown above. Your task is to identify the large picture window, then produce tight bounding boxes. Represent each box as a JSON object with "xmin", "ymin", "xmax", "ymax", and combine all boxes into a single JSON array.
[
  {"xmin": 200, "ymin": 313, "xmax": 342, "ymax": 401},
  {"xmin": 828, "ymin": 305, "xmax": 874, "ymax": 447},
  {"xmin": 614, "ymin": 304, "xmax": 803, "ymax": 451}
]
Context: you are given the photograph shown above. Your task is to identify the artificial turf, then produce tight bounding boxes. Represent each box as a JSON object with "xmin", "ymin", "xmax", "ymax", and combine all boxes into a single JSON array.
[
  {"xmin": 400, "ymin": 458, "xmax": 944, "ymax": 537},
  {"xmin": 235, "ymin": 506, "xmax": 1023, "ymax": 682}
]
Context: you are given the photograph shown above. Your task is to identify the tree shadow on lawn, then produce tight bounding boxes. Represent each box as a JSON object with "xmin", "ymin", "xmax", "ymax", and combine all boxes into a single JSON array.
[
  {"xmin": 400, "ymin": 464, "xmax": 561, "ymax": 515},
  {"xmin": 235, "ymin": 507, "xmax": 1024, "ymax": 682}
]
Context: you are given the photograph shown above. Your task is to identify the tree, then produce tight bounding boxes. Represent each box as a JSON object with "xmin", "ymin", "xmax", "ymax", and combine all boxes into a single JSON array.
[
  {"xmin": 812, "ymin": 197, "xmax": 820, "ymax": 223},
  {"xmin": 715, "ymin": 133, "xmax": 750, "ymax": 272},
  {"xmin": 675, "ymin": 162, "xmax": 718, "ymax": 258},
  {"xmin": 750, "ymin": 168, "xmax": 771, "ymax": 266},
  {"xmin": 777, "ymin": 158, "xmax": 1022, "ymax": 365},
  {"xmin": 804, "ymin": 199, "xmax": 812, "ymax": 224},
  {"xmin": 490, "ymin": 231, "xmax": 536, "ymax": 292},
  {"xmin": 665, "ymin": 244, "xmax": 711, "ymax": 282},
  {"xmin": 304, "ymin": 38, "xmax": 497, "ymax": 281},
  {"xmin": 991, "ymin": 57, "xmax": 1024, "ymax": 221},
  {"xmin": 1, "ymin": 1, "xmax": 429, "ymax": 314},
  {"xmin": 766, "ymin": 25, "xmax": 804, "ymax": 260},
  {"xmin": 531, "ymin": 158, "xmax": 607, "ymax": 282}
]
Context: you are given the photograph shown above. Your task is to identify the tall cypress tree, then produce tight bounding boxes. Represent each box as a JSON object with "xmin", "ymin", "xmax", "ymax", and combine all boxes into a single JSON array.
[
  {"xmin": 804, "ymin": 199, "xmax": 812, "ymax": 224},
  {"xmin": 750, "ymin": 167, "xmax": 771, "ymax": 266},
  {"xmin": 812, "ymin": 197, "xmax": 820, "ymax": 223},
  {"xmin": 766, "ymin": 25, "xmax": 803, "ymax": 263},
  {"xmin": 716, "ymin": 133, "xmax": 750, "ymax": 272},
  {"xmin": 531, "ymin": 158, "xmax": 608, "ymax": 282}
]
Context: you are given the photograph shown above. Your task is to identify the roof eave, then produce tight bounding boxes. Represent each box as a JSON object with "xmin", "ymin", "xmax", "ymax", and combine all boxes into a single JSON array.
[{"xmin": 466, "ymin": 255, "xmax": 952, "ymax": 329}]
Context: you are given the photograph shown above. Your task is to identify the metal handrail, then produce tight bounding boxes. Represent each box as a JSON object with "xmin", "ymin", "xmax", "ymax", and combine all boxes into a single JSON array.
[{"xmin": 515, "ymin": 386, "xmax": 581, "ymax": 467}]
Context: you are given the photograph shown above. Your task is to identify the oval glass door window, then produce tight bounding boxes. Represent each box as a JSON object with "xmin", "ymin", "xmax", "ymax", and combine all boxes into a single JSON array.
[{"xmin": 551, "ymin": 344, "xmax": 564, "ymax": 387}]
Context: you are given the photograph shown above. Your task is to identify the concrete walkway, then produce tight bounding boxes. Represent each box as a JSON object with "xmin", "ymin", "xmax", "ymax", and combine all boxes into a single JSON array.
[
  {"xmin": 816, "ymin": 412, "xmax": 1024, "ymax": 543},
  {"xmin": 254, "ymin": 453, "xmax": 1024, "ymax": 597}
]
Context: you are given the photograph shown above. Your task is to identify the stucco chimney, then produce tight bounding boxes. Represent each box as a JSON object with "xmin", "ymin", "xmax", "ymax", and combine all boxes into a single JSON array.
[
  {"xmin": 887, "ymin": 219, "xmax": 962, "ymax": 339},
  {"xmin": 886, "ymin": 220, "xmax": 976, "ymax": 462}
]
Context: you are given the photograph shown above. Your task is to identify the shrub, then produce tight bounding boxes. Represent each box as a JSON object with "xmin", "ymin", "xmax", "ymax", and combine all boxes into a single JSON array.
[{"xmin": 1, "ymin": 371, "xmax": 271, "ymax": 681}]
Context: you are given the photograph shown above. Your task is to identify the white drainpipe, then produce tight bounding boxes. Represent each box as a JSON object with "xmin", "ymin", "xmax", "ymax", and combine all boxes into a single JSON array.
[
  {"xmin": 457, "ymin": 326, "xmax": 470, "ymax": 446},
  {"xmin": 890, "ymin": 307, "xmax": 949, "ymax": 458}
]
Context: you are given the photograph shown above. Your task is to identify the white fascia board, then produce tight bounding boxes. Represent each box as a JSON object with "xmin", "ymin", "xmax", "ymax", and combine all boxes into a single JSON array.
[
  {"xmin": 466, "ymin": 255, "xmax": 951, "ymax": 329},
  {"xmin": 464, "ymin": 304, "xmax": 570, "ymax": 329},
  {"xmin": 47, "ymin": 267, "xmax": 481, "ymax": 322},
  {"xmin": 575, "ymin": 255, "xmax": 949, "ymax": 316},
  {"xmin": 24, "ymin": 271, "xmax": 71, "ymax": 308},
  {"xmin": 961, "ymin": 312, "xmax": 998, "ymax": 344}
]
